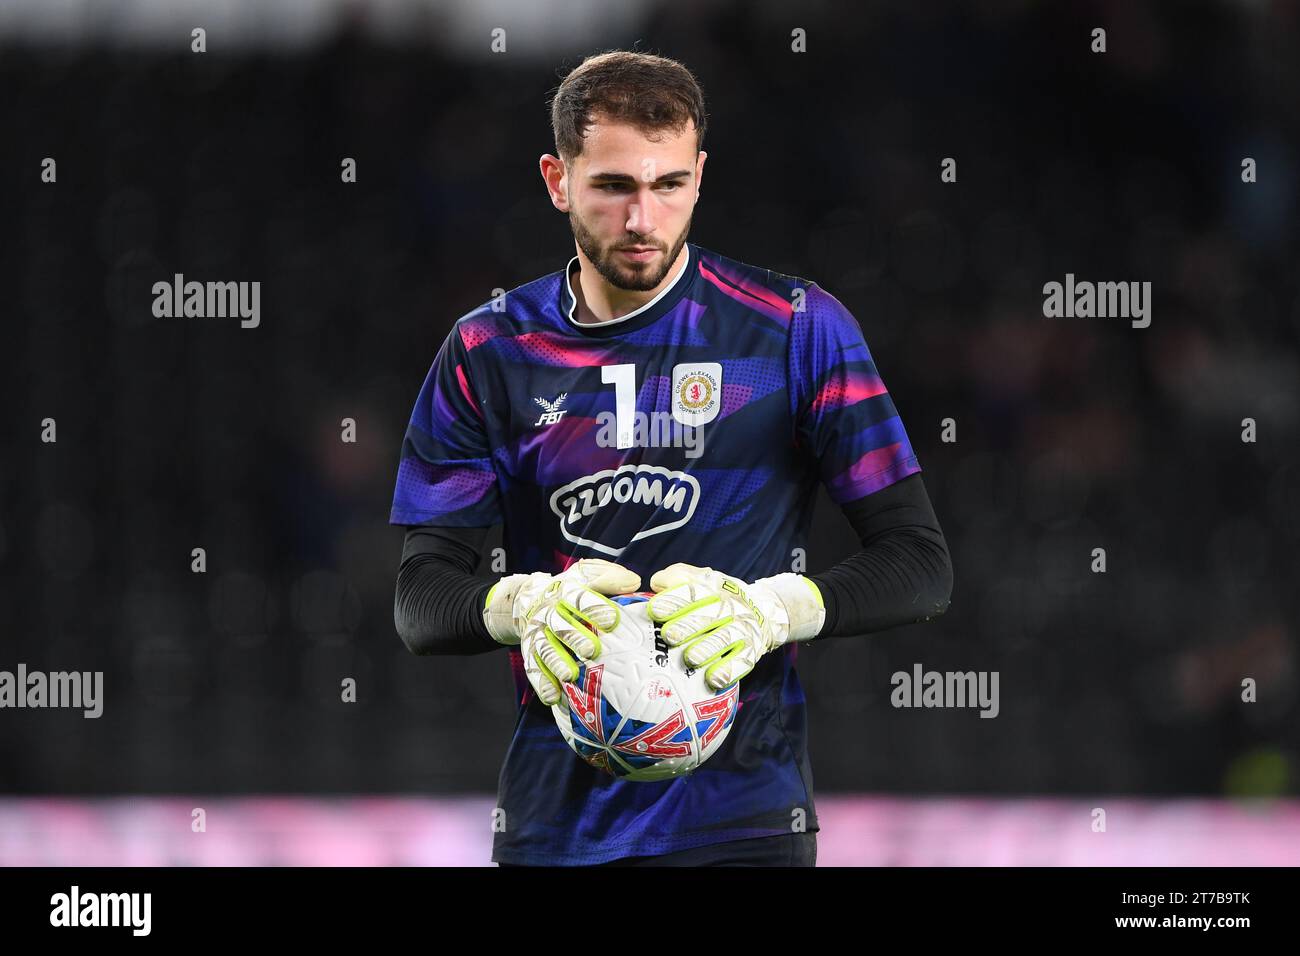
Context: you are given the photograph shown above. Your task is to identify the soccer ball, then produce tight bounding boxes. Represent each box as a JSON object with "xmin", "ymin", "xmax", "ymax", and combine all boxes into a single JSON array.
[{"xmin": 550, "ymin": 592, "xmax": 739, "ymax": 782}]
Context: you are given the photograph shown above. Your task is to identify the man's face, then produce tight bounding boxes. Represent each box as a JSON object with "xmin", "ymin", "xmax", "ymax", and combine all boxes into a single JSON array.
[{"xmin": 551, "ymin": 117, "xmax": 705, "ymax": 291}]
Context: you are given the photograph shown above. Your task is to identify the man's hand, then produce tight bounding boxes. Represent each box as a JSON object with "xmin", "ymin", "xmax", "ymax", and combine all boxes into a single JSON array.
[
  {"xmin": 483, "ymin": 559, "xmax": 641, "ymax": 705},
  {"xmin": 647, "ymin": 564, "xmax": 825, "ymax": 689}
]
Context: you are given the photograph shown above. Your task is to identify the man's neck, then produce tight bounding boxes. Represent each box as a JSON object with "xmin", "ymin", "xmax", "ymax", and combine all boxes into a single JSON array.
[{"xmin": 571, "ymin": 244, "xmax": 690, "ymax": 325}]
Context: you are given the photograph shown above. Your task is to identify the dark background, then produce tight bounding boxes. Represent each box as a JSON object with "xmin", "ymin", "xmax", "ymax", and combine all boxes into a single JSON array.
[{"xmin": 0, "ymin": 0, "xmax": 1296, "ymax": 798}]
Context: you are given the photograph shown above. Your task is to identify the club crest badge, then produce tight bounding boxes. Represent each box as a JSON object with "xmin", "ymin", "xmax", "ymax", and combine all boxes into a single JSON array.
[{"xmin": 671, "ymin": 362, "xmax": 722, "ymax": 427}]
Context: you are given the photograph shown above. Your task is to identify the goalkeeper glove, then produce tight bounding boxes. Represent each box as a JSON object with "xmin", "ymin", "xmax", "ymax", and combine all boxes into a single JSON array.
[
  {"xmin": 483, "ymin": 559, "xmax": 641, "ymax": 706},
  {"xmin": 647, "ymin": 564, "xmax": 825, "ymax": 690}
]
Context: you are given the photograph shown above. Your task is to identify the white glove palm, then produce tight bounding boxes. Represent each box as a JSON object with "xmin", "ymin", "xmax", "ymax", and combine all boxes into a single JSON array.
[
  {"xmin": 484, "ymin": 559, "xmax": 641, "ymax": 706},
  {"xmin": 647, "ymin": 564, "xmax": 825, "ymax": 689}
]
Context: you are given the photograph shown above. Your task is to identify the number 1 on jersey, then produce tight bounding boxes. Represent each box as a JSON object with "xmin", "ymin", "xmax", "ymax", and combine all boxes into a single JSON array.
[{"xmin": 601, "ymin": 364, "xmax": 636, "ymax": 450}]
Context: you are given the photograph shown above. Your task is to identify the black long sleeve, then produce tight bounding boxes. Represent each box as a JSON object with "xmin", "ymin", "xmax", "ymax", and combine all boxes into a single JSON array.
[
  {"xmin": 394, "ymin": 524, "xmax": 499, "ymax": 655},
  {"xmin": 808, "ymin": 472, "xmax": 953, "ymax": 638}
]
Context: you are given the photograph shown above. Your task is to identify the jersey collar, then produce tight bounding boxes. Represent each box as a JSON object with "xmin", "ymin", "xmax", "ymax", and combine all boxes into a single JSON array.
[{"xmin": 559, "ymin": 243, "xmax": 695, "ymax": 338}]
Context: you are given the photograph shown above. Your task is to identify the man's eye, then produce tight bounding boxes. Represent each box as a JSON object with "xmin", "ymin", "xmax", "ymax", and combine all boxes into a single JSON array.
[{"xmin": 596, "ymin": 182, "xmax": 682, "ymax": 192}]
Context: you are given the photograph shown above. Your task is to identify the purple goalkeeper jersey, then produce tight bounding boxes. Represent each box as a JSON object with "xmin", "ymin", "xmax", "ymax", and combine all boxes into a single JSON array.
[{"xmin": 390, "ymin": 241, "xmax": 920, "ymax": 865}]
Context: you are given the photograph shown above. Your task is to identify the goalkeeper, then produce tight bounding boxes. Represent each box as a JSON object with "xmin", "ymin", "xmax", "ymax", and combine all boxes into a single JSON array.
[{"xmin": 391, "ymin": 51, "xmax": 952, "ymax": 867}]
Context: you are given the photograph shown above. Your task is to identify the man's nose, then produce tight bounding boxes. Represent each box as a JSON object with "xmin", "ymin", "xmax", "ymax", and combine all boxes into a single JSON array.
[{"xmin": 626, "ymin": 197, "xmax": 656, "ymax": 236}]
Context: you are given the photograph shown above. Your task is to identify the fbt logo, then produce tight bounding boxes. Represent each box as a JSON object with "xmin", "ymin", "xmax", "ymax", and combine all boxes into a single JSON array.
[{"xmin": 533, "ymin": 393, "xmax": 568, "ymax": 427}]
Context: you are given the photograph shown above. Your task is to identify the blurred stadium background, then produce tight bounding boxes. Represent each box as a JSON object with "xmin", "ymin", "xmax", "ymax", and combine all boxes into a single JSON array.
[{"xmin": 0, "ymin": 0, "xmax": 1297, "ymax": 865}]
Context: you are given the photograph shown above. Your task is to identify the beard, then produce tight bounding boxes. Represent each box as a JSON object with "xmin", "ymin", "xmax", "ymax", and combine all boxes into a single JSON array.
[{"xmin": 568, "ymin": 208, "xmax": 692, "ymax": 292}]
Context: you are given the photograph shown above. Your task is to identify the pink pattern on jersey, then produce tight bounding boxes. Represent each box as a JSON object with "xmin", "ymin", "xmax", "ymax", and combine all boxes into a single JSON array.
[
  {"xmin": 698, "ymin": 259, "xmax": 793, "ymax": 324},
  {"xmin": 459, "ymin": 316, "xmax": 499, "ymax": 350},
  {"xmin": 810, "ymin": 372, "xmax": 887, "ymax": 415},
  {"xmin": 455, "ymin": 364, "xmax": 483, "ymax": 420},
  {"xmin": 509, "ymin": 332, "xmax": 611, "ymax": 367},
  {"xmin": 719, "ymin": 383, "xmax": 755, "ymax": 418},
  {"xmin": 827, "ymin": 442, "xmax": 920, "ymax": 500}
]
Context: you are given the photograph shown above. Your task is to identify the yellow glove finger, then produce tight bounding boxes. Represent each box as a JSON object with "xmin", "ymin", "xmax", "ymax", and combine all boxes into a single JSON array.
[
  {"xmin": 657, "ymin": 604, "xmax": 732, "ymax": 647},
  {"xmin": 680, "ymin": 625, "xmax": 745, "ymax": 669},
  {"xmin": 703, "ymin": 650, "xmax": 758, "ymax": 689},
  {"xmin": 525, "ymin": 648, "xmax": 565, "ymax": 707},
  {"xmin": 537, "ymin": 601, "xmax": 607, "ymax": 661},
  {"xmin": 529, "ymin": 623, "xmax": 580, "ymax": 685}
]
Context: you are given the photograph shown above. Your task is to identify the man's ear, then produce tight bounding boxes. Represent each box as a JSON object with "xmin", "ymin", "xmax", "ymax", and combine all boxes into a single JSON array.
[
  {"xmin": 695, "ymin": 150, "xmax": 707, "ymax": 201},
  {"xmin": 540, "ymin": 153, "xmax": 569, "ymax": 212}
]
